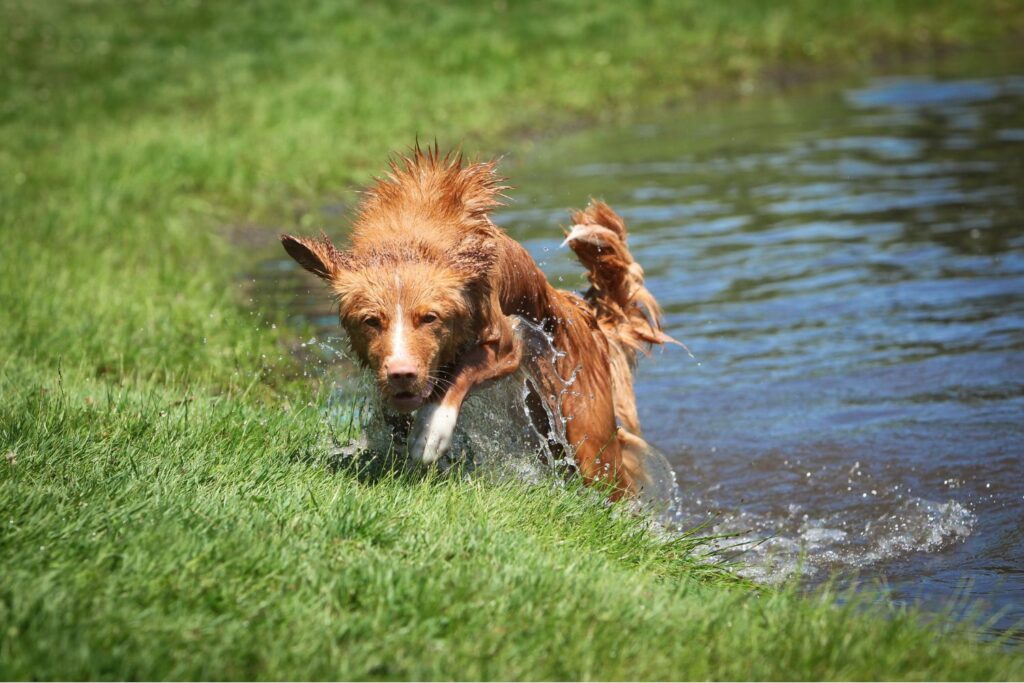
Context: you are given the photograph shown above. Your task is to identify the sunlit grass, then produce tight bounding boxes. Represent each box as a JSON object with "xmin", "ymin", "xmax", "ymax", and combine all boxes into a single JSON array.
[{"xmin": 3, "ymin": 369, "xmax": 1022, "ymax": 680}]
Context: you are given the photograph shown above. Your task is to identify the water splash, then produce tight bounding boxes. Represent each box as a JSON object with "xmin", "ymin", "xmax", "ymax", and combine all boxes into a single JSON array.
[
  {"xmin": 314, "ymin": 317, "xmax": 683, "ymax": 516},
  {"xmin": 684, "ymin": 494, "xmax": 977, "ymax": 585}
]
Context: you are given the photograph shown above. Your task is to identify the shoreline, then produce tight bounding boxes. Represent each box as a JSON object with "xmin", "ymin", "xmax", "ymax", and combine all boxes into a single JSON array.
[
  {"xmin": 240, "ymin": 41, "xmax": 1024, "ymax": 256},
  {"xmin": 497, "ymin": 41, "xmax": 1024, "ymax": 163}
]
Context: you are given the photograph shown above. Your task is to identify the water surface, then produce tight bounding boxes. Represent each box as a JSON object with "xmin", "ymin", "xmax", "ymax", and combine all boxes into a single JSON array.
[
  {"xmin": 490, "ymin": 55, "xmax": 1024, "ymax": 633},
  {"xmin": 266, "ymin": 54, "xmax": 1024, "ymax": 634}
]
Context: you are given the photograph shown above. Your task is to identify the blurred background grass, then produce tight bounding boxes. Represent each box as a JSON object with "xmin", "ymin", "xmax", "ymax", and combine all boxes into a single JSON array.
[{"xmin": 2, "ymin": 0, "xmax": 1023, "ymax": 386}]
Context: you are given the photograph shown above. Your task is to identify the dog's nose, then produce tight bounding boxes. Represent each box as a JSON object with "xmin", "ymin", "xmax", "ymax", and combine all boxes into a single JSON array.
[{"xmin": 385, "ymin": 358, "xmax": 418, "ymax": 386}]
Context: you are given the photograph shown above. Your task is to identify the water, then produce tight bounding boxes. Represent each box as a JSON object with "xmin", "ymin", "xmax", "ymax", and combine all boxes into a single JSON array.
[{"xmin": 263, "ymin": 54, "xmax": 1024, "ymax": 634}]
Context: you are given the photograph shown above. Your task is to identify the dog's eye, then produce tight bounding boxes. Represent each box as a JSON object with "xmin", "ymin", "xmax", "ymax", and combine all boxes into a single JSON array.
[
  {"xmin": 420, "ymin": 312, "xmax": 439, "ymax": 324},
  {"xmin": 363, "ymin": 316, "xmax": 382, "ymax": 329}
]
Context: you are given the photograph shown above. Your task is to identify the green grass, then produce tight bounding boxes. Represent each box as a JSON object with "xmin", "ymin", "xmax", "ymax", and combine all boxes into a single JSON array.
[
  {"xmin": 2, "ymin": 0, "xmax": 1024, "ymax": 679},
  {"xmin": 3, "ymin": 369, "xmax": 1022, "ymax": 680}
]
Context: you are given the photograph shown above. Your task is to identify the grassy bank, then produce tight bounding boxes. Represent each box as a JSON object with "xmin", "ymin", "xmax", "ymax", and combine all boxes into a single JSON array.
[{"xmin": 2, "ymin": 0, "xmax": 1024, "ymax": 678}]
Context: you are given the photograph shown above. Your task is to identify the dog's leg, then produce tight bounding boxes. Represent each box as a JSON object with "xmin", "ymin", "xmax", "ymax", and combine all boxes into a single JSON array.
[
  {"xmin": 408, "ymin": 403, "xmax": 460, "ymax": 465},
  {"xmin": 409, "ymin": 318, "xmax": 523, "ymax": 464}
]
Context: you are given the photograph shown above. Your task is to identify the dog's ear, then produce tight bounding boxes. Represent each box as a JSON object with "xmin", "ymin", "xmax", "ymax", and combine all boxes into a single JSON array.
[
  {"xmin": 280, "ymin": 232, "xmax": 350, "ymax": 280},
  {"xmin": 449, "ymin": 233, "xmax": 497, "ymax": 284}
]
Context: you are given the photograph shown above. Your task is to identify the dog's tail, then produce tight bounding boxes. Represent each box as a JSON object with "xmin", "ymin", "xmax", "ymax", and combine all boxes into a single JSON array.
[
  {"xmin": 563, "ymin": 200, "xmax": 680, "ymax": 369},
  {"xmin": 563, "ymin": 200, "xmax": 680, "ymax": 500}
]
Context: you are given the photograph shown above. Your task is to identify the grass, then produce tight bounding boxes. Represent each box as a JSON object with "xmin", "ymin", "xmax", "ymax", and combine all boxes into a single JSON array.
[
  {"xmin": 2, "ymin": 0, "xmax": 1024, "ymax": 679},
  {"xmin": 3, "ymin": 370, "xmax": 1022, "ymax": 680}
]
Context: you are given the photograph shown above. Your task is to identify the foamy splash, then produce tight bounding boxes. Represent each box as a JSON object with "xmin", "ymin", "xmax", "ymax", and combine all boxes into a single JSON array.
[{"xmin": 676, "ymin": 495, "xmax": 976, "ymax": 584}]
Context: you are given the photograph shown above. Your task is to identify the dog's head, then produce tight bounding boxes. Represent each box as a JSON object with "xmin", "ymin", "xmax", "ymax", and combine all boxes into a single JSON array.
[
  {"xmin": 281, "ymin": 147, "xmax": 506, "ymax": 412},
  {"xmin": 281, "ymin": 233, "xmax": 495, "ymax": 412}
]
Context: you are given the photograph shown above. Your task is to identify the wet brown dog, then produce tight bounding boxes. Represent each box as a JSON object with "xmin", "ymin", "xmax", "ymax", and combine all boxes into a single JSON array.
[{"xmin": 282, "ymin": 146, "xmax": 675, "ymax": 499}]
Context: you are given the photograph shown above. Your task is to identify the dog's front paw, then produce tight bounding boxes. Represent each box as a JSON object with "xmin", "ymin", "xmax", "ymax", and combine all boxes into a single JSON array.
[{"xmin": 409, "ymin": 403, "xmax": 459, "ymax": 465}]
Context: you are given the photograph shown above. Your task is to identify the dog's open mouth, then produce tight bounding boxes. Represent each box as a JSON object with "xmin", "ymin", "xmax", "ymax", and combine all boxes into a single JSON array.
[
  {"xmin": 389, "ymin": 379, "xmax": 436, "ymax": 413},
  {"xmin": 391, "ymin": 391, "xmax": 423, "ymax": 411}
]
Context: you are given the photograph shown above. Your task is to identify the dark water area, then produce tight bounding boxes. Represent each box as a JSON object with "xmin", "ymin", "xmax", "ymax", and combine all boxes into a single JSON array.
[{"xmin": 262, "ymin": 53, "xmax": 1024, "ymax": 635}]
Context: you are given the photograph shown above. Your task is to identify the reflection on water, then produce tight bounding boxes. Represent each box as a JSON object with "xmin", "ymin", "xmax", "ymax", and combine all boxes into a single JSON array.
[
  {"xmin": 263, "ymin": 55, "xmax": 1024, "ymax": 635},
  {"xmin": 490, "ymin": 57, "xmax": 1024, "ymax": 633}
]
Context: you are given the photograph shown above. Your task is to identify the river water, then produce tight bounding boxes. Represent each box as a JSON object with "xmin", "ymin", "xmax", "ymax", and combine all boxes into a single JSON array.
[{"xmin": 263, "ymin": 53, "xmax": 1024, "ymax": 634}]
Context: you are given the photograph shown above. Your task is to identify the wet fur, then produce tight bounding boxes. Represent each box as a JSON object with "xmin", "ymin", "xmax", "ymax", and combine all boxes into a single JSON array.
[{"xmin": 282, "ymin": 146, "xmax": 675, "ymax": 499}]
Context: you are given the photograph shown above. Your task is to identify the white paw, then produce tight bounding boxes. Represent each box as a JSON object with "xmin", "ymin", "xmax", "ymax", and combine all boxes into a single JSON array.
[{"xmin": 409, "ymin": 403, "xmax": 459, "ymax": 465}]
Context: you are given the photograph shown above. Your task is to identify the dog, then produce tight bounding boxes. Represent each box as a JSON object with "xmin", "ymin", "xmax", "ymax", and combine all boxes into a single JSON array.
[{"xmin": 281, "ymin": 145, "xmax": 676, "ymax": 499}]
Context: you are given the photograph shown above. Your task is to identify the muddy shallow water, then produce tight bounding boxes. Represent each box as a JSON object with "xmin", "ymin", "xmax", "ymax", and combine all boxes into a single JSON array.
[{"xmin": 261, "ymin": 53, "xmax": 1024, "ymax": 635}]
